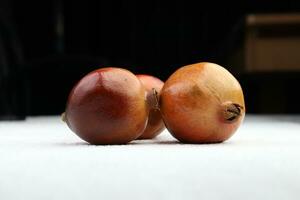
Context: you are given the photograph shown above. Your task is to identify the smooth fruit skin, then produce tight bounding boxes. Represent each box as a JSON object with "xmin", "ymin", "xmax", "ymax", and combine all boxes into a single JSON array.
[
  {"xmin": 136, "ymin": 74, "xmax": 165, "ymax": 139},
  {"xmin": 65, "ymin": 67, "xmax": 148, "ymax": 145},
  {"xmin": 160, "ymin": 62, "xmax": 245, "ymax": 143}
]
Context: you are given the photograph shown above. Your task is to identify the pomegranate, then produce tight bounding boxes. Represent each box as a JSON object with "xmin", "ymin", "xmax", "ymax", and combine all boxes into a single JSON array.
[
  {"xmin": 159, "ymin": 62, "xmax": 245, "ymax": 143},
  {"xmin": 64, "ymin": 67, "xmax": 148, "ymax": 145},
  {"xmin": 136, "ymin": 74, "xmax": 165, "ymax": 139}
]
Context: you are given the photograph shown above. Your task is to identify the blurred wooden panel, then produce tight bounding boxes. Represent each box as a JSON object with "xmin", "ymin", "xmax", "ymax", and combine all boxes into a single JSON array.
[
  {"xmin": 247, "ymin": 13, "xmax": 300, "ymax": 26},
  {"xmin": 246, "ymin": 13, "xmax": 300, "ymax": 72}
]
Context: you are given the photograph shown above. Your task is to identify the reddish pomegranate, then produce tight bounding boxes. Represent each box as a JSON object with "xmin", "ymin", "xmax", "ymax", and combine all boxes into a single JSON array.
[
  {"xmin": 64, "ymin": 67, "xmax": 148, "ymax": 145},
  {"xmin": 136, "ymin": 74, "xmax": 165, "ymax": 139}
]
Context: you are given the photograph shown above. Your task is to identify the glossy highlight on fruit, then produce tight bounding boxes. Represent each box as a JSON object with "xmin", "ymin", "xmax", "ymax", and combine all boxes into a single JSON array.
[
  {"xmin": 160, "ymin": 62, "xmax": 245, "ymax": 143},
  {"xmin": 64, "ymin": 67, "xmax": 148, "ymax": 145},
  {"xmin": 136, "ymin": 74, "xmax": 165, "ymax": 139}
]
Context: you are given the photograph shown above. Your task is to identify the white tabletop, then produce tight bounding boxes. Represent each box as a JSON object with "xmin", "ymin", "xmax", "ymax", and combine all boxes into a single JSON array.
[{"xmin": 0, "ymin": 115, "xmax": 300, "ymax": 200}]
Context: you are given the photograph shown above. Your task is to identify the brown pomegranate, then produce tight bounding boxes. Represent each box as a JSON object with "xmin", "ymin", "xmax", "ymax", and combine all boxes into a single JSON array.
[
  {"xmin": 64, "ymin": 67, "xmax": 148, "ymax": 145},
  {"xmin": 136, "ymin": 74, "xmax": 165, "ymax": 139},
  {"xmin": 160, "ymin": 62, "xmax": 245, "ymax": 143}
]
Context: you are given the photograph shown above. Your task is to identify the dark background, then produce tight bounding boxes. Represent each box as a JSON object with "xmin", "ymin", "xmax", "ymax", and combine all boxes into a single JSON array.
[{"xmin": 1, "ymin": 0, "xmax": 300, "ymax": 119}]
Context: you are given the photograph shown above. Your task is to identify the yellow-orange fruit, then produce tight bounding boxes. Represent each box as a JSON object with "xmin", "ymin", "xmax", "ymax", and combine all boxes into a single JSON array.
[{"xmin": 160, "ymin": 62, "xmax": 245, "ymax": 143}]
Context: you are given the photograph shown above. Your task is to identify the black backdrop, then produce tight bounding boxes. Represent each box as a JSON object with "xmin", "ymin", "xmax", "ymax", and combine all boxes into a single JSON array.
[{"xmin": 1, "ymin": 0, "xmax": 300, "ymax": 117}]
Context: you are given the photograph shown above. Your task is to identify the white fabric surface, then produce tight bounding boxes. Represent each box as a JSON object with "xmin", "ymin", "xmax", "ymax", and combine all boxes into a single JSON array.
[{"xmin": 0, "ymin": 115, "xmax": 300, "ymax": 200}]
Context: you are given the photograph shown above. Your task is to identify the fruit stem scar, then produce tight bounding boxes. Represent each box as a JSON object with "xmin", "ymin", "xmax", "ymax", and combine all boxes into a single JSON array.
[
  {"xmin": 61, "ymin": 112, "xmax": 66, "ymax": 122},
  {"xmin": 152, "ymin": 88, "xmax": 160, "ymax": 110},
  {"xmin": 223, "ymin": 103, "xmax": 243, "ymax": 122}
]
